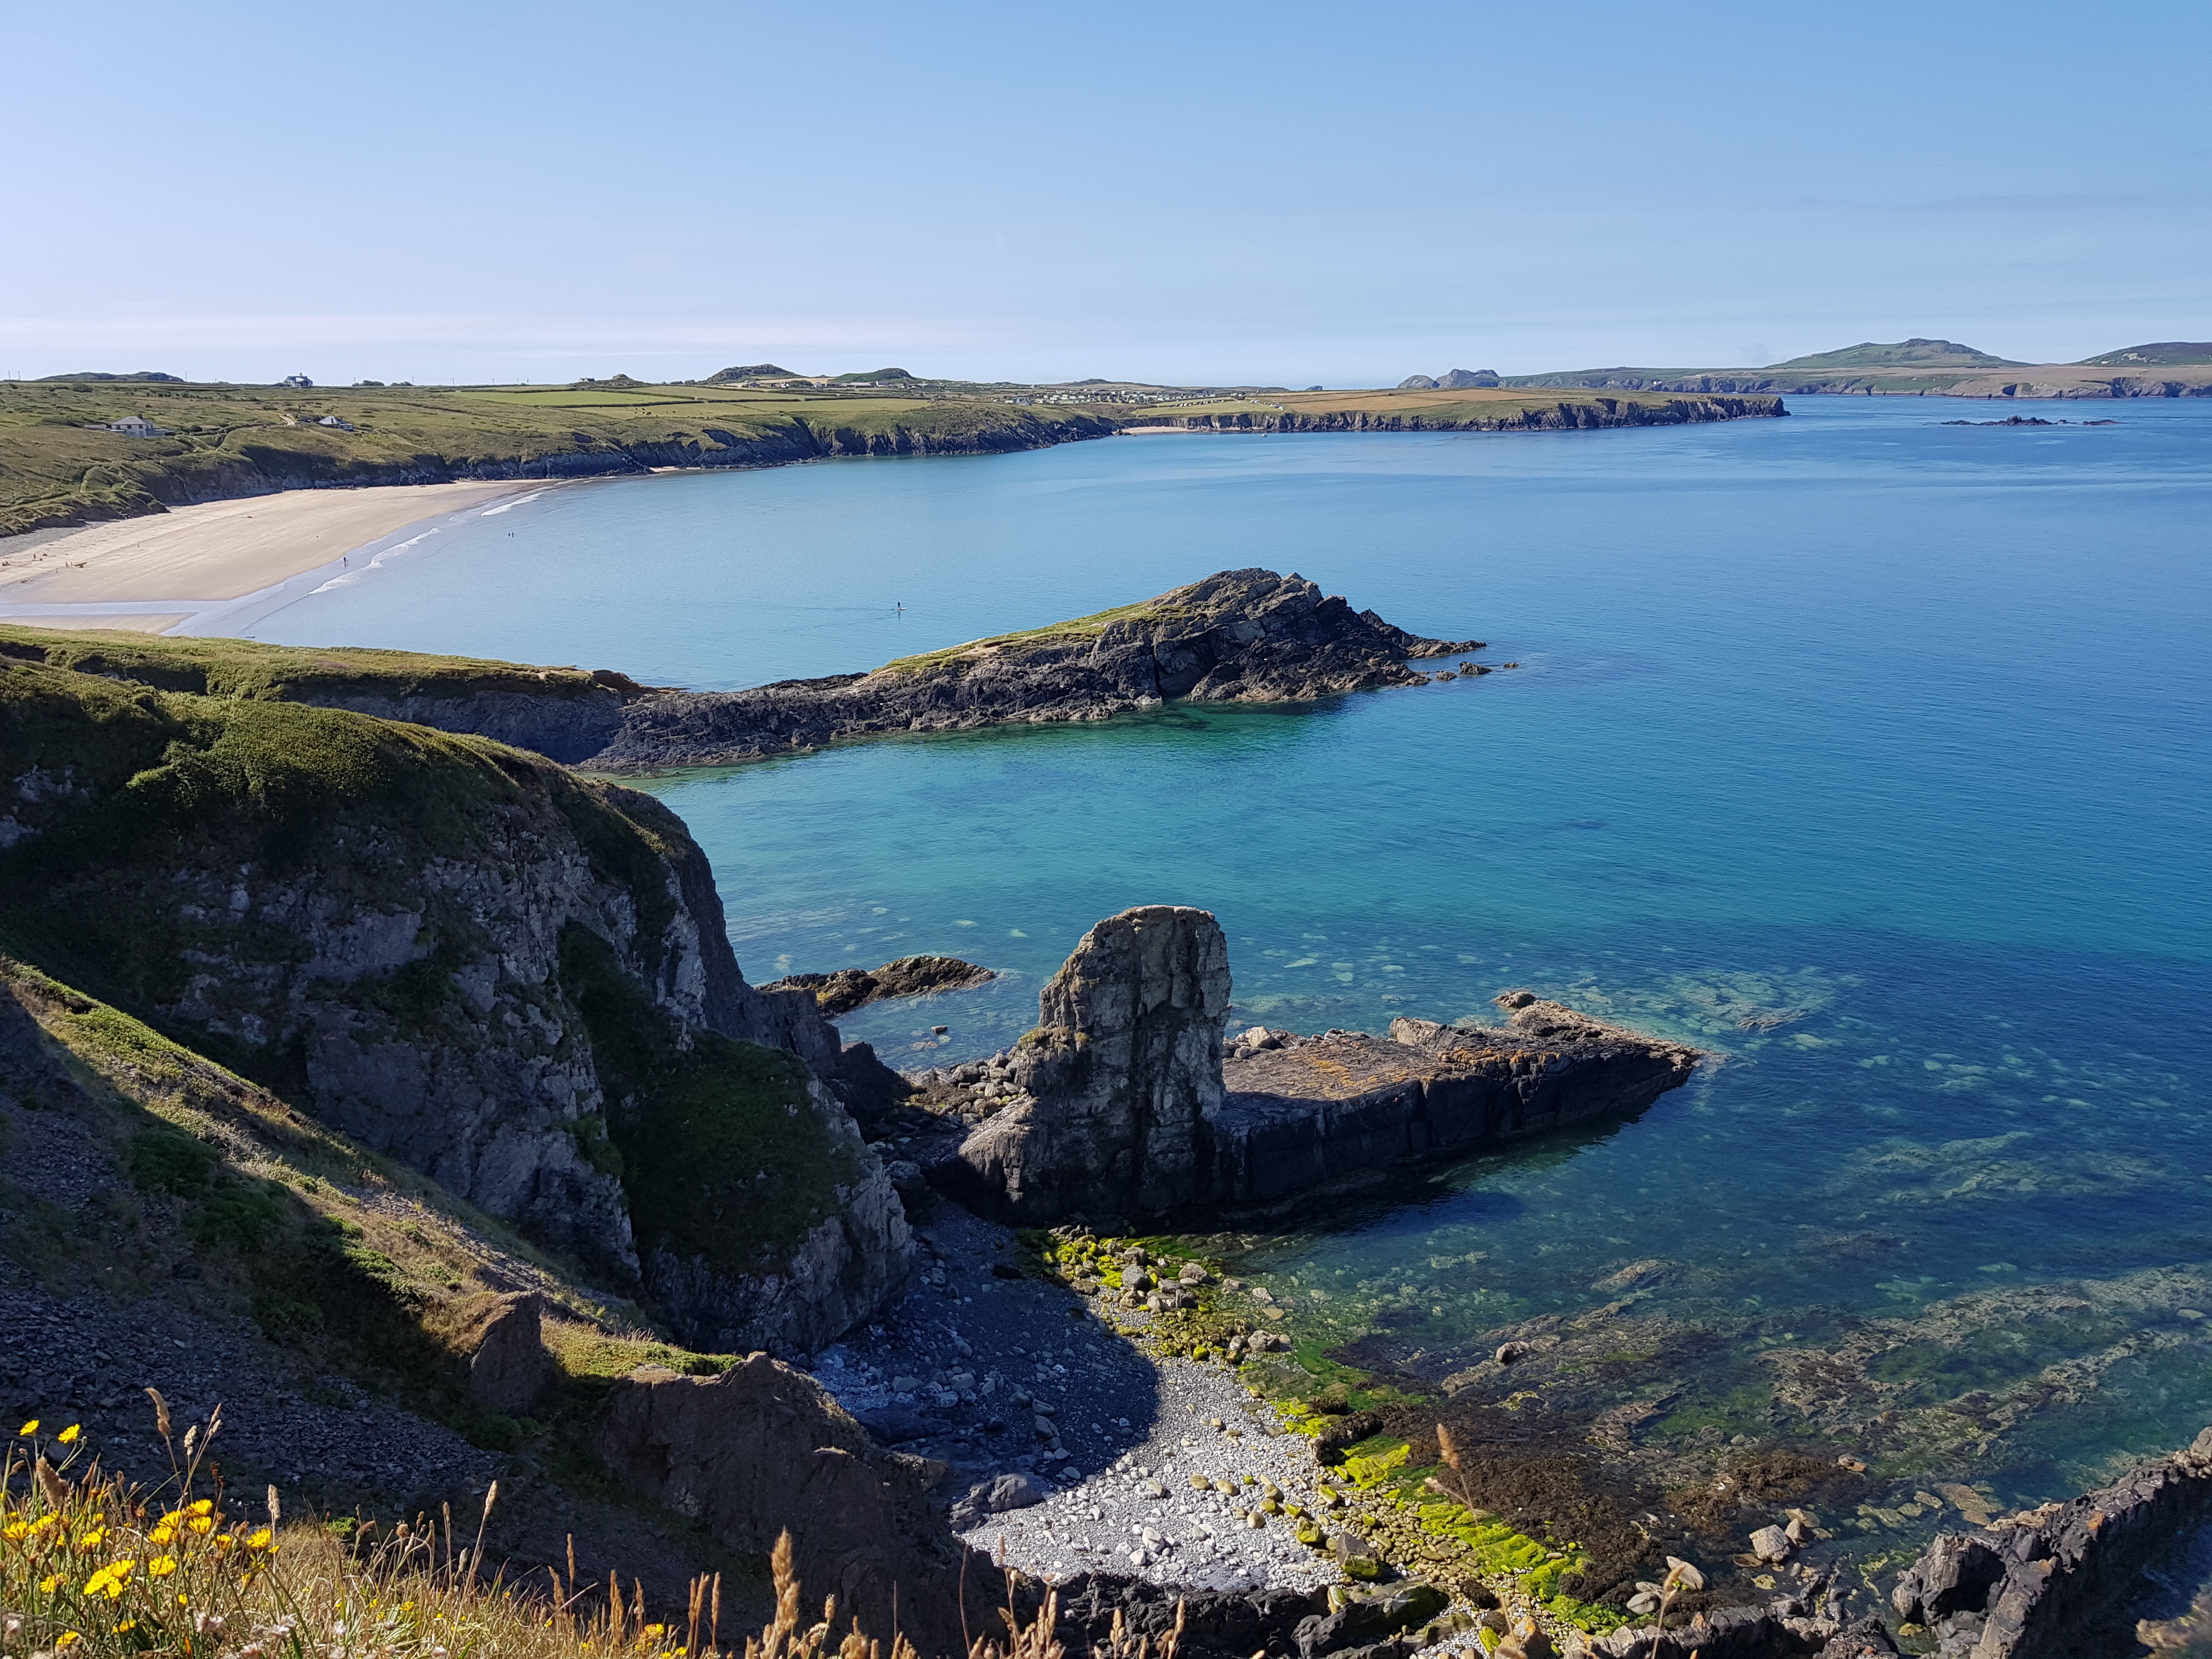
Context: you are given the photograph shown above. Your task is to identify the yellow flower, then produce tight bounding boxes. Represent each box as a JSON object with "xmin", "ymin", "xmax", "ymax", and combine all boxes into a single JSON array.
[
  {"xmin": 188, "ymin": 1516, "xmax": 214, "ymax": 1534},
  {"xmin": 150, "ymin": 1525, "xmax": 177, "ymax": 1545},
  {"xmin": 246, "ymin": 1527, "xmax": 273, "ymax": 1550},
  {"xmin": 149, "ymin": 1555, "xmax": 178, "ymax": 1577},
  {"xmin": 3, "ymin": 1520, "xmax": 27, "ymax": 1541},
  {"xmin": 117, "ymin": 1620, "xmax": 138, "ymax": 1634},
  {"xmin": 76, "ymin": 1529, "xmax": 108, "ymax": 1551},
  {"xmin": 188, "ymin": 1500, "xmax": 214, "ymax": 1517},
  {"xmin": 32, "ymin": 1514, "xmax": 59, "ymax": 1534},
  {"xmin": 57, "ymin": 1632, "xmax": 80, "ymax": 1649},
  {"xmin": 40, "ymin": 1573, "xmax": 64, "ymax": 1594},
  {"xmin": 18, "ymin": 1419, "xmax": 38, "ymax": 1436},
  {"xmin": 57, "ymin": 1425, "xmax": 80, "ymax": 1444}
]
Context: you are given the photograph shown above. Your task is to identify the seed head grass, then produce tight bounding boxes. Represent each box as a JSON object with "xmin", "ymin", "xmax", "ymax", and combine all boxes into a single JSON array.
[{"xmin": 3, "ymin": 1406, "xmax": 1183, "ymax": 1659}]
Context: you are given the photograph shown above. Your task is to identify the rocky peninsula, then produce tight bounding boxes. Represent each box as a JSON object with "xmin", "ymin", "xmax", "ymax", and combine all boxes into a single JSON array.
[{"xmin": 582, "ymin": 568, "xmax": 1483, "ymax": 770}]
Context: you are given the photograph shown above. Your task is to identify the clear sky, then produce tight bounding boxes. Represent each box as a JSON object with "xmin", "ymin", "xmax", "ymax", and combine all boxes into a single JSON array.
[{"xmin": 2, "ymin": 1, "xmax": 2206, "ymax": 386}]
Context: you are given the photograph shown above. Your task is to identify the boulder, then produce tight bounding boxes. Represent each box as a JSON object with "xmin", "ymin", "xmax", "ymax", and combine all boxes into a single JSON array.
[
  {"xmin": 462, "ymin": 1291, "xmax": 553, "ymax": 1415},
  {"xmin": 949, "ymin": 1471, "xmax": 1047, "ymax": 1528},
  {"xmin": 592, "ymin": 1355, "xmax": 972, "ymax": 1652}
]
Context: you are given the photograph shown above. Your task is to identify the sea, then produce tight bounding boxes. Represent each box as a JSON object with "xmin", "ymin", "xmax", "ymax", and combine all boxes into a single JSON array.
[{"xmin": 251, "ymin": 397, "xmax": 2212, "ymax": 1572}]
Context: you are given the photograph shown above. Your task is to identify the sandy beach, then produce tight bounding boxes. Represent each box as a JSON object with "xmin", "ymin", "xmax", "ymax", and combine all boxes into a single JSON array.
[{"xmin": 0, "ymin": 479, "xmax": 539, "ymax": 634}]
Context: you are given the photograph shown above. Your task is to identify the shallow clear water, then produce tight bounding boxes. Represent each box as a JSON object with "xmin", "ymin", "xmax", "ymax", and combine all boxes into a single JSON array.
[{"xmin": 258, "ymin": 399, "xmax": 2212, "ymax": 1561}]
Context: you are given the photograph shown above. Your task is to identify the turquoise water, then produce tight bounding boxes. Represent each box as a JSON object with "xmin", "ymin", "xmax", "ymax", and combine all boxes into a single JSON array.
[{"xmin": 258, "ymin": 401, "xmax": 2212, "ymax": 1559}]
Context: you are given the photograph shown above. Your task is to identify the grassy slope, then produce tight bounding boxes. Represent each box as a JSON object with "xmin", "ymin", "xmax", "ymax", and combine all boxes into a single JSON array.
[
  {"xmin": 1134, "ymin": 386, "xmax": 1743, "ymax": 424},
  {"xmin": 0, "ymin": 379, "xmax": 1125, "ymax": 537},
  {"xmin": 2075, "ymin": 341, "xmax": 2212, "ymax": 366},
  {"xmin": 0, "ymin": 953, "xmax": 701, "ymax": 1447}
]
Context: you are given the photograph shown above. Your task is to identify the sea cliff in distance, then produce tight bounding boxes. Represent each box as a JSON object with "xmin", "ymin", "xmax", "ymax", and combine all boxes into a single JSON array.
[
  {"xmin": 1487, "ymin": 335, "xmax": 2212, "ymax": 399},
  {"xmin": 0, "ymin": 370, "xmax": 1780, "ymax": 538}
]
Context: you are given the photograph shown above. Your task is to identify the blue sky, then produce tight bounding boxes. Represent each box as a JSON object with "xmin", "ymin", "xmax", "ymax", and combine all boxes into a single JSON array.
[{"xmin": 2, "ymin": 1, "xmax": 2205, "ymax": 385}]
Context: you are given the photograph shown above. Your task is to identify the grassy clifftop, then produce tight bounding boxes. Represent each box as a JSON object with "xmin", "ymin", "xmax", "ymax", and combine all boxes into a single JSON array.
[{"xmin": 0, "ymin": 376, "xmax": 1125, "ymax": 537}]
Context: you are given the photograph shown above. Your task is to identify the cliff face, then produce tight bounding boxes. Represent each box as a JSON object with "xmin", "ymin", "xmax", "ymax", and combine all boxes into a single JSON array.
[
  {"xmin": 0, "ymin": 659, "xmax": 911, "ymax": 1347},
  {"xmin": 587, "ymin": 568, "xmax": 1482, "ymax": 770},
  {"xmin": 1149, "ymin": 395, "xmax": 1785, "ymax": 431}
]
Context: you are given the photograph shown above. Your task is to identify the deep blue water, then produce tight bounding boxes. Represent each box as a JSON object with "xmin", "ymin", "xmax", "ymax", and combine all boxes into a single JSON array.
[{"xmin": 256, "ymin": 399, "xmax": 2212, "ymax": 1546}]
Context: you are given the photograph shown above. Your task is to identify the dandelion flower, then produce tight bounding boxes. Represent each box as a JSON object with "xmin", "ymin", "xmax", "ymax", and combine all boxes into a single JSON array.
[
  {"xmin": 188, "ymin": 1515, "xmax": 214, "ymax": 1534},
  {"xmin": 40, "ymin": 1573, "xmax": 63, "ymax": 1594},
  {"xmin": 57, "ymin": 1425, "xmax": 80, "ymax": 1444},
  {"xmin": 117, "ymin": 1620, "xmax": 138, "ymax": 1634},
  {"xmin": 18, "ymin": 1419, "xmax": 38, "ymax": 1436},
  {"xmin": 3, "ymin": 1521, "xmax": 27, "ymax": 1541},
  {"xmin": 150, "ymin": 1525, "xmax": 177, "ymax": 1545},
  {"xmin": 57, "ymin": 1631, "xmax": 81, "ymax": 1648},
  {"xmin": 76, "ymin": 1529, "xmax": 107, "ymax": 1551},
  {"xmin": 150, "ymin": 1555, "xmax": 179, "ymax": 1577},
  {"xmin": 246, "ymin": 1528, "xmax": 273, "ymax": 1551}
]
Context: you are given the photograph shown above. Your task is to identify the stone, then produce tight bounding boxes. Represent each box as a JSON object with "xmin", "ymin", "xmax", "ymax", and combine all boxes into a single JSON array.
[
  {"xmin": 949, "ymin": 1471, "xmax": 1046, "ymax": 1528},
  {"xmin": 463, "ymin": 1291, "xmax": 554, "ymax": 1415},
  {"xmin": 1748, "ymin": 1523, "xmax": 1792, "ymax": 1563},
  {"xmin": 1496, "ymin": 1342, "xmax": 1530, "ymax": 1365},
  {"xmin": 1180, "ymin": 1261, "xmax": 1210, "ymax": 1284},
  {"xmin": 760, "ymin": 955, "xmax": 996, "ymax": 1017}
]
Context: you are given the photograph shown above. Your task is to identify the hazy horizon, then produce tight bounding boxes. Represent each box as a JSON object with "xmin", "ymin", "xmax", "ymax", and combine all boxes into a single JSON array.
[{"xmin": 4, "ymin": 0, "xmax": 2206, "ymax": 387}]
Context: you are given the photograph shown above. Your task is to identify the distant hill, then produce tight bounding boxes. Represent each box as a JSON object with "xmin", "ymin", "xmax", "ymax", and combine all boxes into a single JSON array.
[
  {"xmin": 1767, "ymin": 338, "xmax": 2029, "ymax": 370},
  {"xmin": 707, "ymin": 363, "xmax": 799, "ymax": 382},
  {"xmin": 35, "ymin": 370, "xmax": 183, "ymax": 383},
  {"xmin": 2075, "ymin": 342, "xmax": 2212, "ymax": 367},
  {"xmin": 830, "ymin": 367, "xmax": 915, "ymax": 384}
]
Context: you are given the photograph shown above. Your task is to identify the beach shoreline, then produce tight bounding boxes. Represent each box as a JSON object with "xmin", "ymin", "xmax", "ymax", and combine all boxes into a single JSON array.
[{"xmin": 0, "ymin": 478, "xmax": 550, "ymax": 636}]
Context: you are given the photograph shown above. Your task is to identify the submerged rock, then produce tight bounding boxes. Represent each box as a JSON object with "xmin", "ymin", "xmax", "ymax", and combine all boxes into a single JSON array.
[{"xmin": 762, "ymin": 953, "xmax": 997, "ymax": 1015}]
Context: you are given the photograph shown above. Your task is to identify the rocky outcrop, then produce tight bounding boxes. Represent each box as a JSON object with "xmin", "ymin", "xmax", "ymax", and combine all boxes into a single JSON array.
[
  {"xmin": 958, "ymin": 906, "xmax": 1231, "ymax": 1221},
  {"xmin": 592, "ymin": 1356, "xmax": 975, "ymax": 1655},
  {"xmin": 1891, "ymin": 1428, "xmax": 2212, "ymax": 1658},
  {"xmin": 1, "ymin": 661, "xmax": 912, "ymax": 1350},
  {"xmin": 581, "ymin": 569, "xmax": 1482, "ymax": 770},
  {"xmin": 941, "ymin": 909, "xmax": 1699, "ymax": 1226},
  {"xmin": 462, "ymin": 1292, "xmax": 555, "ymax": 1414},
  {"xmin": 761, "ymin": 953, "xmax": 996, "ymax": 1017},
  {"xmin": 1151, "ymin": 395, "xmax": 1784, "ymax": 432}
]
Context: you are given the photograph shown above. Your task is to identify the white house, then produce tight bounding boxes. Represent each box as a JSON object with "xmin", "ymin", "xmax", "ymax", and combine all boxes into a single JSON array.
[{"xmin": 106, "ymin": 415, "xmax": 165, "ymax": 437}]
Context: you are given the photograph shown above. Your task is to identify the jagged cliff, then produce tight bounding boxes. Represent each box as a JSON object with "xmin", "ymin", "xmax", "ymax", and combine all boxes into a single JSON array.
[{"xmin": 0, "ymin": 656, "xmax": 911, "ymax": 1351}]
